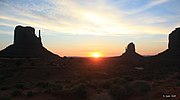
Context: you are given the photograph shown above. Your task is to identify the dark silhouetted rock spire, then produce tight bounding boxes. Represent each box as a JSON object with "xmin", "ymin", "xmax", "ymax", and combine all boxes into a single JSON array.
[
  {"xmin": 121, "ymin": 42, "xmax": 142, "ymax": 61},
  {"xmin": 125, "ymin": 42, "xmax": 135, "ymax": 54},
  {"xmin": 39, "ymin": 30, "xmax": 42, "ymax": 45}
]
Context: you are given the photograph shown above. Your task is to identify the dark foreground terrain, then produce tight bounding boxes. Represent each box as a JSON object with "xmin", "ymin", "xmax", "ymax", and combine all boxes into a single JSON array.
[{"xmin": 0, "ymin": 57, "xmax": 179, "ymax": 100}]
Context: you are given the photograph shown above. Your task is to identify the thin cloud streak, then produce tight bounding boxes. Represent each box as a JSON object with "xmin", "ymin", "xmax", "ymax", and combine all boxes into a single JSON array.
[
  {"xmin": 125, "ymin": 0, "xmax": 170, "ymax": 14},
  {"xmin": 0, "ymin": 0, "xmax": 176, "ymax": 36}
]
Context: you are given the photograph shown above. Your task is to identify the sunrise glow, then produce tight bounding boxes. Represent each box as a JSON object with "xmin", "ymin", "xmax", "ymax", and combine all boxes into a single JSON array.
[
  {"xmin": 83, "ymin": 12, "xmax": 107, "ymax": 24},
  {"xmin": 92, "ymin": 52, "xmax": 101, "ymax": 58}
]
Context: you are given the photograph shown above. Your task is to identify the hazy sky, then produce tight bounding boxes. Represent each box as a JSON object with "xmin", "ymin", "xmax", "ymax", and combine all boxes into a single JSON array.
[{"xmin": 0, "ymin": 0, "xmax": 180, "ymax": 57}]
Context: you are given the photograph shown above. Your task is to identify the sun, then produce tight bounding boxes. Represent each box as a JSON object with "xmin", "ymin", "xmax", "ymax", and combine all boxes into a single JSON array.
[{"xmin": 92, "ymin": 52, "xmax": 101, "ymax": 58}]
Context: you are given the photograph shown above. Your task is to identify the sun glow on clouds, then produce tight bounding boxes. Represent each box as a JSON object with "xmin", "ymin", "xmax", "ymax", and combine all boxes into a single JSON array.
[
  {"xmin": 0, "ymin": 0, "xmax": 175, "ymax": 36},
  {"xmin": 83, "ymin": 12, "xmax": 107, "ymax": 25}
]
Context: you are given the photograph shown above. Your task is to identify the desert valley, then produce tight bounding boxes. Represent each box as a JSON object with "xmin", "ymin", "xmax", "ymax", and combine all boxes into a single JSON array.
[{"xmin": 0, "ymin": 25, "xmax": 179, "ymax": 100}]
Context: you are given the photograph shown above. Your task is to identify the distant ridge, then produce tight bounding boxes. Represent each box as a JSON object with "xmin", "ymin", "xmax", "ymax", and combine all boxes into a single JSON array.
[{"xmin": 0, "ymin": 25, "xmax": 60, "ymax": 59}]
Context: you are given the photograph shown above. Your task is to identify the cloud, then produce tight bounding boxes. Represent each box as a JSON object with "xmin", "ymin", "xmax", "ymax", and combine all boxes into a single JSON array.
[
  {"xmin": 121, "ymin": 0, "xmax": 170, "ymax": 14},
  {"xmin": 0, "ymin": 30, "xmax": 12, "ymax": 35},
  {"xmin": 0, "ymin": 0, "xmax": 178, "ymax": 37}
]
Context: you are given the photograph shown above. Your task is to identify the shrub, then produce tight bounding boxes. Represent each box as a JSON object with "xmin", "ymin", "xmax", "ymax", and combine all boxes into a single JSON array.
[
  {"xmin": 124, "ymin": 76, "xmax": 134, "ymax": 82},
  {"xmin": 112, "ymin": 77, "xmax": 128, "ymax": 85},
  {"xmin": 1, "ymin": 73, "xmax": 13, "ymax": 79},
  {"xmin": 26, "ymin": 91, "xmax": 33, "ymax": 97},
  {"xmin": 72, "ymin": 83, "xmax": 87, "ymax": 98},
  {"xmin": 0, "ymin": 75, "xmax": 3, "ymax": 81},
  {"xmin": 0, "ymin": 86, "xmax": 10, "ymax": 91},
  {"xmin": 36, "ymin": 82, "xmax": 50, "ymax": 89},
  {"xmin": 0, "ymin": 96, "xmax": 11, "ymax": 100},
  {"xmin": 51, "ymin": 82, "xmax": 63, "ymax": 91},
  {"xmin": 15, "ymin": 60, "xmax": 22, "ymax": 66},
  {"xmin": 129, "ymin": 80, "xmax": 151, "ymax": 95},
  {"xmin": 100, "ymin": 80, "xmax": 112, "ymax": 89},
  {"xmin": 11, "ymin": 89, "xmax": 22, "ymax": 97},
  {"xmin": 175, "ymin": 81, "xmax": 180, "ymax": 86},
  {"xmin": 109, "ymin": 84, "xmax": 131, "ymax": 100},
  {"xmin": 108, "ymin": 77, "xmax": 132, "ymax": 100},
  {"xmin": 36, "ymin": 81, "xmax": 62, "ymax": 91},
  {"xmin": 86, "ymin": 80, "xmax": 98, "ymax": 89},
  {"xmin": 47, "ymin": 82, "xmax": 63, "ymax": 93},
  {"xmin": 30, "ymin": 62, "xmax": 35, "ymax": 66},
  {"xmin": 14, "ymin": 82, "xmax": 26, "ymax": 89}
]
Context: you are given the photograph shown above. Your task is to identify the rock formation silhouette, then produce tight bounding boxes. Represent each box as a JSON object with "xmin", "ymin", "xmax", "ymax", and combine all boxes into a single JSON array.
[
  {"xmin": 168, "ymin": 28, "xmax": 180, "ymax": 49},
  {"xmin": 121, "ymin": 42, "xmax": 142, "ymax": 61},
  {"xmin": 125, "ymin": 42, "xmax": 135, "ymax": 54},
  {"xmin": 157, "ymin": 27, "xmax": 180, "ymax": 58},
  {"xmin": 14, "ymin": 26, "xmax": 42, "ymax": 47},
  {"xmin": 0, "ymin": 25, "xmax": 60, "ymax": 58}
]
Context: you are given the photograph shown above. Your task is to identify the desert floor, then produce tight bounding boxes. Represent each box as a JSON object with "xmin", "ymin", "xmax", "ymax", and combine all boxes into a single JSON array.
[{"xmin": 0, "ymin": 57, "xmax": 180, "ymax": 100}]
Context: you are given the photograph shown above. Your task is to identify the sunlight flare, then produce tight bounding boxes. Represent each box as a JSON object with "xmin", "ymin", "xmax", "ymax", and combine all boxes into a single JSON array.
[
  {"xmin": 92, "ymin": 52, "xmax": 101, "ymax": 58},
  {"xmin": 83, "ymin": 12, "xmax": 107, "ymax": 24}
]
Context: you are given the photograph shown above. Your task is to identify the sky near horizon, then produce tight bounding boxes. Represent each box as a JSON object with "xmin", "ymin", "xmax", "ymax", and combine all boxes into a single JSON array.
[{"xmin": 0, "ymin": 0, "xmax": 180, "ymax": 57}]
